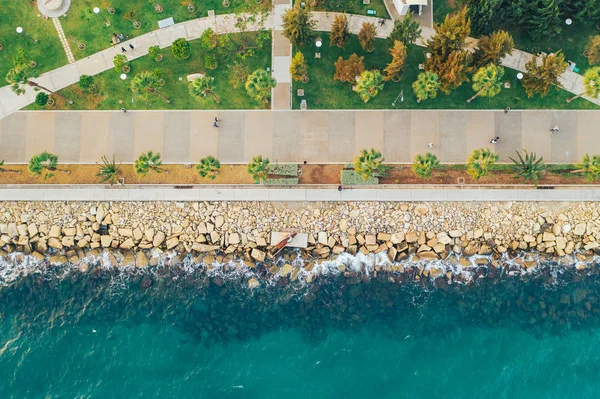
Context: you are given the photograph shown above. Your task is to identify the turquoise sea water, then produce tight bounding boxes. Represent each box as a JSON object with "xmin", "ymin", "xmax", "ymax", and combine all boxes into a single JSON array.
[{"xmin": 2, "ymin": 262, "xmax": 600, "ymax": 398}]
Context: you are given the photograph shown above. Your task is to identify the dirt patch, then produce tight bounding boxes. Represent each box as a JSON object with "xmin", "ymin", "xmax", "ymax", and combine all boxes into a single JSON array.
[{"xmin": 299, "ymin": 164, "xmax": 344, "ymax": 184}]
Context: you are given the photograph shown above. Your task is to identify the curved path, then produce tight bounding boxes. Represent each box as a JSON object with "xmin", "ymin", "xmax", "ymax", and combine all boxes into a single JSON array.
[{"xmin": 0, "ymin": 11, "xmax": 594, "ymax": 120}]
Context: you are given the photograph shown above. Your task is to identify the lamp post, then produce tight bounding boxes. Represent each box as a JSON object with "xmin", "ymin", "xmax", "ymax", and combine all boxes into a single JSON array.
[
  {"xmin": 565, "ymin": 18, "xmax": 572, "ymax": 26},
  {"xmin": 392, "ymin": 89, "xmax": 404, "ymax": 106},
  {"xmin": 93, "ymin": 7, "xmax": 111, "ymax": 26},
  {"xmin": 315, "ymin": 38, "xmax": 322, "ymax": 58}
]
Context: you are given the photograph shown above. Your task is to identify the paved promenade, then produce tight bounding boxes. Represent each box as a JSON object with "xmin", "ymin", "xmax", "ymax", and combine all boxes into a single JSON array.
[
  {"xmin": 2, "ymin": 187, "xmax": 600, "ymax": 202},
  {"xmin": 0, "ymin": 12, "xmax": 596, "ymax": 119},
  {"xmin": 0, "ymin": 110, "xmax": 598, "ymax": 164}
]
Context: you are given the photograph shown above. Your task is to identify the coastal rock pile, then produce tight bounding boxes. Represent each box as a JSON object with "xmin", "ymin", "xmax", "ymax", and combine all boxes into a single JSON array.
[{"xmin": 0, "ymin": 201, "xmax": 599, "ymax": 274}]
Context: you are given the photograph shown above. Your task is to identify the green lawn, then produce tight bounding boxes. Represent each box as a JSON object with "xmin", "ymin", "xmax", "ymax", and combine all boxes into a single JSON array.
[
  {"xmin": 300, "ymin": 0, "xmax": 389, "ymax": 18},
  {"xmin": 26, "ymin": 33, "xmax": 271, "ymax": 111},
  {"xmin": 292, "ymin": 35, "xmax": 598, "ymax": 109},
  {"xmin": 60, "ymin": 0, "xmax": 264, "ymax": 59},
  {"xmin": 0, "ymin": 1, "xmax": 66, "ymax": 83}
]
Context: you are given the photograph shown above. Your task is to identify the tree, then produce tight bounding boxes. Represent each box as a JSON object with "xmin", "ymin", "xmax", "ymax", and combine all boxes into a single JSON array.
[
  {"xmin": 210, "ymin": 11, "xmax": 270, "ymax": 61},
  {"xmin": 358, "ymin": 22, "xmax": 377, "ymax": 52},
  {"xmin": 200, "ymin": 28, "xmax": 218, "ymax": 51},
  {"xmin": 333, "ymin": 54, "xmax": 365, "ymax": 83},
  {"xmin": 427, "ymin": 49, "xmax": 472, "ymax": 94},
  {"xmin": 148, "ymin": 45, "xmax": 162, "ymax": 61},
  {"xmin": 228, "ymin": 61, "xmax": 250, "ymax": 89},
  {"xmin": 97, "ymin": 155, "xmax": 121, "ymax": 185},
  {"xmin": 509, "ymin": 150, "xmax": 546, "ymax": 185},
  {"xmin": 473, "ymin": 30, "xmax": 514, "ymax": 67},
  {"xmin": 412, "ymin": 153, "xmax": 440, "ymax": 179},
  {"xmin": 585, "ymin": 36, "xmax": 600, "ymax": 66},
  {"xmin": 196, "ymin": 156, "xmax": 221, "ymax": 180},
  {"xmin": 467, "ymin": 148, "xmax": 498, "ymax": 179},
  {"xmin": 467, "ymin": 64, "xmax": 504, "ymax": 102},
  {"xmin": 248, "ymin": 155, "xmax": 270, "ymax": 182},
  {"xmin": 388, "ymin": 11, "xmax": 421, "ymax": 46},
  {"xmin": 113, "ymin": 54, "xmax": 128, "ymax": 72},
  {"xmin": 290, "ymin": 51, "xmax": 308, "ymax": 82},
  {"xmin": 35, "ymin": 92, "xmax": 48, "ymax": 106},
  {"xmin": 528, "ymin": 0, "xmax": 562, "ymax": 41},
  {"xmin": 352, "ymin": 149, "xmax": 390, "ymax": 180},
  {"xmin": 412, "ymin": 72, "xmax": 440, "ymax": 102},
  {"xmin": 522, "ymin": 51, "xmax": 568, "ymax": 98},
  {"xmin": 131, "ymin": 69, "xmax": 171, "ymax": 103},
  {"xmin": 567, "ymin": 67, "xmax": 600, "ymax": 103},
  {"xmin": 78, "ymin": 75, "xmax": 95, "ymax": 93},
  {"xmin": 134, "ymin": 151, "xmax": 163, "ymax": 176},
  {"xmin": 384, "ymin": 40, "xmax": 407, "ymax": 82},
  {"xmin": 189, "ymin": 76, "xmax": 221, "ymax": 104},
  {"xmin": 461, "ymin": 0, "xmax": 503, "ymax": 35},
  {"xmin": 577, "ymin": 154, "xmax": 600, "ymax": 183},
  {"xmin": 6, "ymin": 49, "xmax": 72, "ymax": 104},
  {"xmin": 330, "ymin": 14, "xmax": 349, "ymax": 48},
  {"xmin": 171, "ymin": 38, "xmax": 191, "ymax": 59},
  {"xmin": 205, "ymin": 55, "xmax": 218, "ymax": 69},
  {"xmin": 353, "ymin": 70, "xmax": 384, "ymax": 103},
  {"xmin": 281, "ymin": 2, "xmax": 316, "ymax": 46},
  {"xmin": 245, "ymin": 69, "xmax": 276, "ymax": 103},
  {"xmin": 426, "ymin": 7, "xmax": 471, "ymax": 59},
  {"xmin": 28, "ymin": 151, "xmax": 58, "ymax": 180}
]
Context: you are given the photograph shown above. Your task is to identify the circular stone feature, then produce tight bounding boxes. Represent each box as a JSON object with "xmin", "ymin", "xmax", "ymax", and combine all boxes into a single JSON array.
[{"xmin": 37, "ymin": 0, "xmax": 71, "ymax": 18}]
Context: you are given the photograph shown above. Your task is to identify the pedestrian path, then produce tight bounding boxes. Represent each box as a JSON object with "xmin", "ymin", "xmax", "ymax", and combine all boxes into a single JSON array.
[
  {"xmin": 272, "ymin": 0, "xmax": 293, "ymax": 110},
  {"xmin": 1, "ymin": 186, "xmax": 600, "ymax": 202},
  {"xmin": 52, "ymin": 18, "xmax": 75, "ymax": 64},
  {"xmin": 1, "ymin": 110, "xmax": 597, "ymax": 165},
  {"xmin": 0, "ymin": 11, "xmax": 594, "ymax": 119}
]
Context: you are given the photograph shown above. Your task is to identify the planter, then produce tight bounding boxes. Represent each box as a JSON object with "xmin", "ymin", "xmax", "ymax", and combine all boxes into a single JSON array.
[
  {"xmin": 122, "ymin": 66, "xmax": 130, "ymax": 73},
  {"xmin": 78, "ymin": 43, "xmax": 86, "ymax": 50},
  {"xmin": 301, "ymin": 75, "xmax": 309, "ymax": 83},
  {"xmin": 154, "ymin": 4, "xmax": 163, "ymax": 12},
  {"xmin": 29, "ymin": 61, "xmax": 37, "ymax": 68},
  {"xmin": 107, "ymin": 7, "xmax": 115, "ymax": 14},
  {"xmin": 188, "ymin": 4, "xmax": 195, "ymax": 12},
  {"xmin": 222, "ymin": 0, "xmax": 230, "ymax": 7},
  {"xmin": 133, "ymin": 21, "xmax": 141, "ymax": 29},
  {"xmin": 155, "ymin": 54, "xmax": 163, "ymax": 62},
  {"xmin": 47, "ymin": 98, "xmax": 55, "ymax": 106}
]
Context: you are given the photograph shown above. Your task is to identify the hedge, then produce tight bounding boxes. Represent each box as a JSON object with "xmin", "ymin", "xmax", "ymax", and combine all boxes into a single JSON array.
[
  {"xmin": 267, "ymin": 163, "xmax": 298, "ymax": 176},
  {"xmin": 263, "ymin": 178, "xmax": 299, "ymax": 185},
  {"xmin": 340, "ymin": 170, "xmax": 379, "ymax": 185}
]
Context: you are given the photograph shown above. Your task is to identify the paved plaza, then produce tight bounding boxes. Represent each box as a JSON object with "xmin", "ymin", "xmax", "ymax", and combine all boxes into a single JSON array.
[{"xmin": 0, "ymin": 110, "xmax": 598, "ymax": 164}]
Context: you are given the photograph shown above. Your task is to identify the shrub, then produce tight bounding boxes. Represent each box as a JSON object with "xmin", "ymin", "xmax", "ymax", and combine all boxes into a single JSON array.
[
  {"xmin": 78, "ymin": 75, "xmax": 95, "ymax": 93},
  {"xmin": 134, "ymin": 151, "xmax": 163, "ymax": 176},
  {"xmin": 267, "ymin": 163, "xmax": 298, "ymax": 176},
  {"xmin": 97, "ymin": 155, "xmax": 121, "ymax": 185},
  {"xmin": 35, "ymin": 92, "xmax": 49, "ymax": 106},
  {"xmin": 248, "ymin": 155, "xmax": 270, "ymax": 182},
  {"xmin": 113, "ymin": 54, "xmax": 128, "ymax": 72},
  {"xmin": 197, "ymin": 156, "xmax": 221, "ymax": 179},
  {"xmin": 205, "ymin": 54, "xmax": 218, "ymax": 69},
  {"xmin": 245, "ymin": 69, "xmax": 276, "ymax": 103},
  {"xmin": 172, "ymin": 38, "xmax": 191, "ymax": 59},
  {"xmin": 412, "ymin": 153, "xmax": 440, "ymax": 179},
  {"xmin": 352, "ymin": 148, "xmax": 390, "ymax": 179},
  {"xmin": 263, "ymin": 178, "xmax": 299, "ymax": 185},
  {"xmin": 467, "ymin": 148, "xmax": 498, "ymax": 179},
  {"xmin": 290, "ymin": 51, "xmax": 307, "ymax": 82},
  {"xmin": 29, "ymin": 151, "xmax": 58, "ymax": 180},
  {"xmin": 200, "ymin": 28, "xmax": 218, "ymax": 51},
  {"xmin": 340, "ymin": 170, "xmax": 378, "ymax": 185},
  {"xmin": 577, "ymin": 154, "xmax": 600, "ymax": 183},
  {"xmin": 148, "ymin": 45, "xmax": 162, "ymax": 61},
  {"xmin": 358, "ymin": 22, "xmax": 376, "ymax": 52},
  {"xmin": 353, "ymin": 70, "xmax": 384, "ymax": 103},
  {"xmin": 509, "ymin": 150, "xmax": 546, "ymax": 185}
]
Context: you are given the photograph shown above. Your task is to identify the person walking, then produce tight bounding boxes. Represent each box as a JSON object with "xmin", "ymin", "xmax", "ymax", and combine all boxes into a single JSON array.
[
  {"xmin": 428, "ymin": 143, "xmax": 434, "ymax": 149},
  {"xmin": 550, "ymin": 125, "xmax": 559, "ymax": 133},
  {"xmin": 213, "ymin": 120, "xmax": 219, "ymax": 128},
  {"xmin": 490, "ymin": 136, "xmax": 499, "ymax": 144},
  {"xmin": 129, "ymin": 44, "xmax": 135, "ymax": 50},
  {"xmin": 121, "ymin": 47, "xmax": 127, "ymax": 53},
  {"xmin": 121, "ymin": 108, "xmax": 127, "ymax": 113},
  {"xmin": 214, "ymin": 116, "xmax": 220, "ymax": 123},
  {"xmin": 504, "ymin": 107, "xmax": 510, "ymax": 113}
]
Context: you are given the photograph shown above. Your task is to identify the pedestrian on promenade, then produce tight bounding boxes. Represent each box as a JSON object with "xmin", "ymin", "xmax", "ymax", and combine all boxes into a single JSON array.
[
  {"xmin": 213, "ymin": 121, "xmax": 219, "ymax": 128},
  {"xmin": 550, "ymin": 125, "xmax": 559, "ymax": 133},
  {"xmin": 338, "ymin": 186, "xmax": 343, "ymax": 191},
  {"xmin": 490, "ymin": 137, "xmax": 499, "ymax": 144},
  {"xmin": 129, "ymin": 44, "xmax": 134, "ymax": 50},
  {"xmin": 214, "ymin": 116, "xmax": 220, "ymax": 123},
  {"xmin": 121, "ymin": 47, "xmax": 126, "ymax": 53},
  {"xmin": 504, "ymin": 107, "xmax": 510, "ymax": 113},
  {"xmin": 121, "ymin": 108, "xmax": 126, "ymax": 113},
  {"xmin": 428, "ymin": 143, "xmax": 434, "ymax": 149}
]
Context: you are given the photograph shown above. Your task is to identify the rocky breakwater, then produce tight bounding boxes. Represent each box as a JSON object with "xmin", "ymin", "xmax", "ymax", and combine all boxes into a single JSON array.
[{"xmin": 1, "ymin": 201, "xmax": 600, "ymax": 287}]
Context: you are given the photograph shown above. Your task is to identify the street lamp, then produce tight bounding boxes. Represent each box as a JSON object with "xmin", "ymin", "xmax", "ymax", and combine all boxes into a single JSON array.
[
  {"xmin": 392, "ymin": 89, "xmax": 404, "ymax": 106},
  {"xmin": 120, "ymin": 73, "xmax": 127, "ymax": 80},
  {"xmin": 315, "ymin": 38, "xmax": 322, "ymax": 48},
  {"xmin": 93, "ymin": 7, "xmax": 111, "ymax": 26},
  {"xmin": 565, "ymin": 18, "xmax": 572, "ymax": 26}
]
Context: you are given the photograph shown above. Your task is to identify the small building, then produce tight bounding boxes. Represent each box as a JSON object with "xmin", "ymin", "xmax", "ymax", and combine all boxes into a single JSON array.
[{"xmin": 393, "ymin": 0, "xmax": 428, "ymax": 16}]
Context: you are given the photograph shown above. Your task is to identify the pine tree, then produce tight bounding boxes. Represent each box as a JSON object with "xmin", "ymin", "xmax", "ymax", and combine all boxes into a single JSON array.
[
  {"xmin": 473, "ymin": 30, "xmax": 514, "ymax": 67},
  {"xmin": 358, "ymin": 22, "xmax": 377, "ymax": 52},
  {"xmin": 528, "ymin": 0, "xmax": 563, "ymax": 40},
  {"xmin": 467, "ymin": 64, "xmax": 504, "ymax": 102},
  {"xmin": 353, "ymin": 70, "xmax": 384, "ymax": 103},
  {"xmin": 462, "ymin": 0, "xmax": 503, "ymax": 35},
  {"xmin": 281, "ymin": 2, "xmax": 316, "ymax": 46},
  {"xmin": 333, "ymin": 54, "xmax": 365, "ymax": 83},
  {"xmin": 330, "ymin": 14, "xmax": 349, "ymax": 48},
  {"xmin": 388, "ymin": 11, "xmax": 421, "ymax": 47},
  {"xmin": 290, "ymin": 51, "xmax": 308, "ymax": 82},
  {"xmin": 427, "ymin": 50, "xmax": 472, "ymax": 94},
  {"xmin": 426, "ymin": 7, "xmax": 471, "ymax": 59},
  {"xmin": 412, "ymin": 72, "xmax": 440, "ymax": 102},
  {"xmin": 383, "ymin": 41, "xmax": 407, "ymax": 82},
  {"xmin": 522, "ymin": 51, "xmax": 568, "ymax": 97}
]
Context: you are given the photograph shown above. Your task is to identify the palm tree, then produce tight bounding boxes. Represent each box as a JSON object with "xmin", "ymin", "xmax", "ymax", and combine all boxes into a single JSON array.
[
  {"xmin": 467, "ymin": 148, "xmax": 499, "ymax": 179},
  {"xmin": 0, "ymin": 159, "xmax": 20, "ymax": 174},
  {"xmin": 245, "ymin": 69, "xmax": 277, "ymax": 103},
  {"xmin": 131, "ymin": 69, "xmax": 171, "ymax": 103},
  {"xmin": 196, "ymin": 156, "xmax": 221, "ymax": 179},
  {"xmin": 412, "ymin": 72, "xmax": 440, "ymax": 102},
  {"xmin": 353, "ymin": 70, "xmax": 384, "ymax": 103},
  {"xmin": 567, "ymin": 67, "xmax": 600, "ymax": 103},
  {"xmin": 412, "ymin": 153, "xmax": 440, "ymax": 179},
  {"xmin": 352, "ymin": 148, "xmax": 390, "ymax": 180},
  {"xmin": 134, "ymin": 151, "xmax": 163, "ymax": 176},
  {"xmin": 576, "ymin": 154, "xmax": 600, "ymax": 183},
  {"xmin": 97, "ymin": 155, "xmax": 121, "ymax": 185},
  {"xmin": 189, "ymin": 76, "xmax": 221, "ymax": 104},
  {"xmin": 248, "ymin": 155, "xmax": 270, "ymax": 183},
  {"xmin": 467, "ymin": 64, "xmax": 505, "ymax": 103},
  {"xmin": 509, "ymin": 150, "xmax": 546, "ymax": 185},
  {"xmin": 28, "ymin": 151, "xmax": 59, "ymax": 180}
]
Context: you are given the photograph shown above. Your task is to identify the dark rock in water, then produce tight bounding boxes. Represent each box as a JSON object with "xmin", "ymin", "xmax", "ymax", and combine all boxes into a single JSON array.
[
  {"xmin": 212, "ymin": 276, "xmax": 224, "ymax": 287},
  {"xmin": 140, "ymin": 278, "xmax": 153, "ymax": 289},
  {"xmin": 276, "ymin": 278, "xmax": 288, "ymax": 287},
  {"xmin": 348, "ymin": 285, "xmax": 363, "ymax": 298}
]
